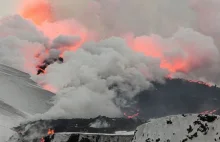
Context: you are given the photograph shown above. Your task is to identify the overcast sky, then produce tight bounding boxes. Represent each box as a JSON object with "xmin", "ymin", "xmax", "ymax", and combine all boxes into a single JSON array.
[{"xmin": 0, "ymin": 0, "xmax": 20, "ymax": 17}]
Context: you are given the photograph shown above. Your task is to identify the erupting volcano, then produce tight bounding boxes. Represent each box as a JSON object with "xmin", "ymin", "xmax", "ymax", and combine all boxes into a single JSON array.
[{"xmin": 1, "ymin": 0, "xmax": 220, "ymax": 142}]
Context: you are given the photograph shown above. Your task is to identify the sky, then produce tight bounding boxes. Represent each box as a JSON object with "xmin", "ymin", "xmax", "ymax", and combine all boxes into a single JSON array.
[{"xmin": 0, "ymin": 0, "xmax": 19, "ymax": 17}]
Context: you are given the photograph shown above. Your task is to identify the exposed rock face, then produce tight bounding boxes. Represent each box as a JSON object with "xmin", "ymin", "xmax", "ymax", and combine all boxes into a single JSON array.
[
  {"xmin": 132, "ymin": 114, "xmax": 220, "ymax": 142},
  {"xmin": 8, "ymin": 116, "xmax": 143, "ymax": 142}
]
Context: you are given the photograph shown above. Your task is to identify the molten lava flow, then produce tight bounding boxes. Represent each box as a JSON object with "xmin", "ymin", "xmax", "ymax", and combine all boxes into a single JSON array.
[
  {"xmin": 187, "ymin": 79, "xmax": 212, "ymax": 87},
  {"xmin": 19, "ymin": 0, "xmax": 53, "ymax": 25},
  {"xmin": 165, "ymin": 76, "xmax": 212, "ymax": 87},
  {"xmin": 200, "ymin": 109, "xmax": 217, "ymax": 115},
  {"xmin": 40, "ymin": 129, "xmax": 55, "ymax": 142},
  {"xmin": 47, "ymin": 129, "xmax": 55, "ymax": 135},
  {"xmin": 124, "ymin": 109, "xmax": 140, "ymax": 119}
]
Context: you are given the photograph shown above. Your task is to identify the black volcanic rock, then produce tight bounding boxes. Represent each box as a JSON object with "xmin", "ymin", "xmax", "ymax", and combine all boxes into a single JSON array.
[
  {"xmin": 132, "ymin": 114, "xmax": 220, "ymax": 142},
  {"xmin": 10, "ymin": 116, "xmax": 143, "ymax": 142},
  {"xmin": 37, "ymin": 57, "xmax": 64, "ymax": 75},
  {"xmin": 134, "ymin": 78, "xmax": 220, "ymax": 120}
]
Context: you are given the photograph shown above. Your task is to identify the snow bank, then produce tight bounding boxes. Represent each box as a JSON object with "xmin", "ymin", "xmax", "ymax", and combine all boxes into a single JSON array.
[{"xmin": 133, "ymin": 114, "xmax": 220, "ymax": 142}]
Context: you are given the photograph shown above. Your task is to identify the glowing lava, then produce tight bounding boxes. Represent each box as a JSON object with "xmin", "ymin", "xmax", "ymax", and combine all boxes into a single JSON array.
[
  {"xmin": 124, "ymin": 109, "xmax": 140, "ymax": 119},
  {"xmin": 200, "ymin": 109, "xmax": 217, "ymax": 115},
  {"xmin": 47, "ymin": 128, "xmax": 55, "ymax": 135}
]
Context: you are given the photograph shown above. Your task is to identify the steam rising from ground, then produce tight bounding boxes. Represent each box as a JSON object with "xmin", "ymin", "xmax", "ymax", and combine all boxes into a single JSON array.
[{"xmin": 0, "ymin": 0, "xmax": 220, "ymax": 119}]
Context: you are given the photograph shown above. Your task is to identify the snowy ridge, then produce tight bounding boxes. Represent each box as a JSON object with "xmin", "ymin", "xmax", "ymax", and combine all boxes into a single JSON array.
[
  {"xmin": 132, "ymin": 114, "xmax": 220, "ymax": 142},
  {"xmin": 0, "ymin": 64, "xmax": 55, "ymax": 141},
  {"xmin": 0, "ymin": 64, "xmax": 54, "ymax": 115}
]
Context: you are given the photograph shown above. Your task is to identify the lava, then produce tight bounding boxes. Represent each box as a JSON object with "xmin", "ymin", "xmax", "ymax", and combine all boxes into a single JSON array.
[
  {"xmin": 47, "ymin": 129, "xmax": 55, "ymax": 135},
  {"xmin": 166, "ymin": 76, "xmax": 212, "ymax": 87},
  {"xmin": 40, "ymin": 129, "xmax": 55, "ymax": 142},
  {"xmin": 200, "ymin": 109, "xmax": 218, "ymax": 115},
  {"xmin": 187, "ymin": 79, "xmax": 212, "ymax": 87},
  {"xmin": 124, "ymin": 109, "xmax": 140, "ymax": 119}
]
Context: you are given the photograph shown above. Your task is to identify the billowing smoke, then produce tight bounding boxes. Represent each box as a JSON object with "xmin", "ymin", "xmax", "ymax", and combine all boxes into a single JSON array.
[
  {"xmin": 0, "ymin": 0, "xmax": 220, "ymax": 119},
  {"xmin": 50, "ymin": 0, "xmax": 196, "ymax": 37}
]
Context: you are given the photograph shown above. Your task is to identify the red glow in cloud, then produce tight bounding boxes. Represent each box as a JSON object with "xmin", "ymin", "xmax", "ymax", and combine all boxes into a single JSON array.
[
  {"xmin": 18, "ymin": 0, "xmax": 93, "ymax": 93},
  {"xmin": 43, "ymin": 84, "xmax": 58, "ymax": 93},
  {"xmin": 39, "ymin": 20, "xmax": 89, "ymax": 57},
  {"xmin": 19, "ymin": 0, "xmax": 92, "ymax": 54},
  {"xmin": 19, "ymin": 0, "xmax": 53, "ymax": 25},
  {"xmin": 129, "ymin": 36, "xmax": 190, "ymax": 73},
  {"xmin": 124, "ymin": 33, "xmax": 213, "ymax": 75}
]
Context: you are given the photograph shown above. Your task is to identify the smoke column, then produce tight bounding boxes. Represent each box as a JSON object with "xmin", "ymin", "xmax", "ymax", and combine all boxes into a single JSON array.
[{"xmin": 0, "ymin": 0, "xmax": 219, "ymax": 118}]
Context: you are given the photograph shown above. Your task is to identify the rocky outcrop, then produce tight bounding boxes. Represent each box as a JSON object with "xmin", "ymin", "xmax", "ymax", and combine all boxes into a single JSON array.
[
  {"xmin": 132, "ymin": 114, "xmax": 220, "ymax": 142},
  {"xmin": 8, "ymin": 116, "xmax": 143, "ymax": 142}
]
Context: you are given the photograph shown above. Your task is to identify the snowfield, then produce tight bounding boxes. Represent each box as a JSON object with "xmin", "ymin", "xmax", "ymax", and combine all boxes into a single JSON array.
[
  {"xmin": 0, "ymin": 64, "xmax": 54, "ymax": 141},
  {"xmin": 133, "ymin": 114, "xmax": 220, "ymax": 142}
]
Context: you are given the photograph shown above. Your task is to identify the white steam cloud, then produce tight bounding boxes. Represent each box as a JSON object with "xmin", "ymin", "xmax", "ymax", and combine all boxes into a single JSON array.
[{"xmin": 0, "ymin": 0, "xmax": 220, "ymax": 119}]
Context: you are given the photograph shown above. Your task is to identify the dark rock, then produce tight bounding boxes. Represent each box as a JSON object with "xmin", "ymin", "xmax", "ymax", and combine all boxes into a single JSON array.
[
  {"xmin": 166, "ymin": 120, "xmax": 172, "ymax": 124},
  {"xmin": 187, "ymin": 125, "xmax": 193, "ymax": 133}
]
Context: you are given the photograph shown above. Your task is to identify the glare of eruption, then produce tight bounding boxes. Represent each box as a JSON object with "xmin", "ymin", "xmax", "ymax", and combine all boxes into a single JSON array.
[
  {"xmin": 17, "ymin": 0, "xmax": 215, "ymax": 94},
  {"xmin": 19, "ymin": 0, "xmax": 53, "ymax": 25}
]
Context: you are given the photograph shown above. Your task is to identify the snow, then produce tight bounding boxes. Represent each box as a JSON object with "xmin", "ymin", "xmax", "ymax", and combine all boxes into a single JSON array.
[
  {"xmin": 0, "ymin": 64, "xmax": 54, "ymax": 115},
  {"xmin": 89, "ymin": 119, "xmax": 110, "ymax": 128},
  {"xmin": 0, "ymin": 64, "xmax": 55, "ymax": 142},
  {"xmin": 132, "ymin": 114, "xmax": 220, "ymax": 142}
]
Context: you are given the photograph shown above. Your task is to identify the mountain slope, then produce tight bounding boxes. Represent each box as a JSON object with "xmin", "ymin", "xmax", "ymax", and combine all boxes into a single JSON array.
[
  {"xmin": 0, "ymin": 64, "xmax": 54, "ymax": 115},
  {"xmin": 135, "ymin": 79, "xmax": 220, "ymax": 119},
  {"xmin": 0, "ymin": 64, "xmax": 55, "ymax": 141},
  {"xmin": 132, "ymin": 114, "xmax": 220, "ymax": 142}
]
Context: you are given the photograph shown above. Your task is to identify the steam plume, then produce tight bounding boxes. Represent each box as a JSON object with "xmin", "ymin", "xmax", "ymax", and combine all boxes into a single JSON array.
[{"xmin": 0, "ymin": 0, "xmax": 220, "ymax": 118}]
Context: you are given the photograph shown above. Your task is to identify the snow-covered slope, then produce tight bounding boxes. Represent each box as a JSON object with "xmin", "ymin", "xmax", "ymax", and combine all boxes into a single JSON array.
[
  {"xmin": 0, "ymin": 64, "xmax": 54, "ymax": 115},
  {"xmin": 132, "ymin": 114, "xmax": 220, "ymax": 142},
  {"xmin": 0, "ymin": 64, "xmax": 55, "ymax": 141}
]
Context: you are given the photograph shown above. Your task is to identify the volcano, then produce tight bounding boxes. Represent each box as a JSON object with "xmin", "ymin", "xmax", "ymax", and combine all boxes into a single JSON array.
[{"xmin": 7, "ymin": 78, "xmax": 220, "ymax": 142}]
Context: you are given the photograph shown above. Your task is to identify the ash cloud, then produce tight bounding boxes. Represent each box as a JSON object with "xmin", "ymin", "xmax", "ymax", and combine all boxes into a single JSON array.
[
  {"xmin": 51, "ymin": 35, "xmax": 81, "ymax": 49},
  {"xmin": 36, "ymin": 37, "xmax": 167, "ymax": 119},
  {"xmin": 1, "ymin": 0, "xmax": 220, "ymax": 119}
]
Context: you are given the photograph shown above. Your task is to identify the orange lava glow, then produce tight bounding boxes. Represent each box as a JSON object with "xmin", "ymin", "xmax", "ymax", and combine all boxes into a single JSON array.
[
  {"xmin": 47, "ymin": 129, "xmax": 55, "ymax": 135},
  {"xmin": 200, "ymin": 109, "xmax": 217, "ymax": 115},
  {"xmin": 166, "ymin": 76, "xmax": 212, "ymax": 87},
  {"xmin": 18, "ymin": 1, "xmax": 213, "ymax": 93},
  {"xmin": 18, "ymin": 0, "xmax": 92, "ymax": 93},
  {"xmin": 187, "ymin": 79, "xmax": 212, "ymax": 87},
  {"xmin": 39, "ymin": 19, "xmax": 89, "ymax": 56},
  {"xmin": 130, "ymin": 37, "xmax": 190, "ymax": 73},
  {"xmin": 19, "ymin": 0, "xmax": 53, "ymax": 25},
  {"xmin": 124, "ymin": 109, "xmax": 140, "ymax": 119},
  {"xmin": 124, "ymin": 112, "xmax": 139, "ymax": 119}
]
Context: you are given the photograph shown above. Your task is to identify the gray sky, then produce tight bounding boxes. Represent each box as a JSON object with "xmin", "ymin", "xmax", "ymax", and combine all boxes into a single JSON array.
[{"xmin": 0, "ymin": 0, "xmax": 20, "ymax": 17}]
